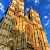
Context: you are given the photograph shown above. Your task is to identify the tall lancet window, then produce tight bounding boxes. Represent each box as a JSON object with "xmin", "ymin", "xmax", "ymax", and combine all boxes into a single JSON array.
[
  {"xmin": 28, "ymin": 12, "xmax": 33, "ymax": 21},
  {"xmin": 28, "ymin": 12, "xmax": 31, "ymax": 19}
]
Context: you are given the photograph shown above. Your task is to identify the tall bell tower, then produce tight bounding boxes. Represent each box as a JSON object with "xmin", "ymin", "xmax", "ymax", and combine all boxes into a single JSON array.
[{"xmin": 7, "ymin": 0, "xmax": 24, "ymax": 17}]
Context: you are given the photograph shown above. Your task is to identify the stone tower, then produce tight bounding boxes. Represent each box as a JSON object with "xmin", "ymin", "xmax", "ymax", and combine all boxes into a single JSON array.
[
  {"xmin": 7, "ymin": 0, "xmax": 24, "ymax": 17},
  {"xmin": 25, "ymin": 7, "xmax": 50, "ymax": 50}
]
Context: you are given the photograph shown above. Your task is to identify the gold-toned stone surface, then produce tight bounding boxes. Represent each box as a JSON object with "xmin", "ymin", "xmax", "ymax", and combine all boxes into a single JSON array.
[{"xmin": 0, "ymin": 0, "xmax": 50, "ymax": 50}]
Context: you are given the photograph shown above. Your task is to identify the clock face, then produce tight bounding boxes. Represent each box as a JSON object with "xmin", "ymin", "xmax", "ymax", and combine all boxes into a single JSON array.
[{"xmin": 0, "ymin": 0, "xmax": 11, "ymax": 21}]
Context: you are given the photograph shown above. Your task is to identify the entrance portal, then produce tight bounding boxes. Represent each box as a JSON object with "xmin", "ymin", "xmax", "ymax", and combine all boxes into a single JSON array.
[
  {"xmin": 11, "ymin": 46, "xmax": 14, "ymax": 50},
  {"xmin": 7, "ymin": 40, "xmax": 16, "ymax": 50}
]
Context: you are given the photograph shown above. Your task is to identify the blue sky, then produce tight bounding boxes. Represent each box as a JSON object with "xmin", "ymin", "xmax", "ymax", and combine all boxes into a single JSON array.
[
  {"xmin": 0, "ymin": 0, "xmax": 50, "ymax": 46},
  {"xmin": 0, "ymin": 0, "xmax": 11, "ymax": 21}
]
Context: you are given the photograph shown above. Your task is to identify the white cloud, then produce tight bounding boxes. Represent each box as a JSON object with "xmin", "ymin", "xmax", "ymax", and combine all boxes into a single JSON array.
[
  {"xmin": 44, "ymin": 19, "xmax": 50, "ymax": 27},
  {"xmin": 27, "ymin": 0, "xmax": 40, "ymax": 5},
  {"xmin": 0, "ymin": 2, "xmax": 5, "ymax": 13},
  {"xmin": 44, "ymin": 20, "xmax": 50, "ymax": 26},
  {"xmin": 44, "ymin": 16, "xmax": 48, "ymax": 19},
  {"xmin": 46, "ymin": 32, "xmax": 47, "ymax": 35},
  {"xmin": 45, "ymin": 22, "xmax": 49, "ymax": 26},
  {"xmin": 34, "ymin": 0, "xmax": 39, "ymax": 5},
  {"xmin": 26, "ymin": 8, "xmax": 29, "ymax": 12},
  {"xmin": 47, "ymin": 20, "xmax": 49, "ymax": 23}
]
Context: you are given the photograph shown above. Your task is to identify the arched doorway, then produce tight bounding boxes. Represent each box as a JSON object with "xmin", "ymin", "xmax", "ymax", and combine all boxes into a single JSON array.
[
  {"xmin": 11, "ymin": 45, "xmax": 14, "ymax": 50},
  {"xmin": 7, "ymin": 40, "xmax": 16, "ymax": 50}
]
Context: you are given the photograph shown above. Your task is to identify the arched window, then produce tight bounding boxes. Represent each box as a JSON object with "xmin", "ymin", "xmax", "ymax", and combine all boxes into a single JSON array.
[
  {"xmin": 25, "ymin": 24, "xmax": 31, "ymax": 36},
  {"xmin": 13, "ymin": 18, "xmax": 17, "ymax": 25},
  {"xmin": 28, "ymin": 12, "xmax": 33, "ymax": 21},
  {"xmin": 28, "ymin": 12, "xmax": 31, "ymax": 19},
  {"xmin": 25, "ymin": 24, "xmax": 33, "ymax": 42}
]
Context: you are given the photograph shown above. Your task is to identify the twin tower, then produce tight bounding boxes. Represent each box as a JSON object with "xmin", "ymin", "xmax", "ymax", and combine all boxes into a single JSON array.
[{"xmin": 0, "ymin": 0, "xmax": 50, "ymax": 50}]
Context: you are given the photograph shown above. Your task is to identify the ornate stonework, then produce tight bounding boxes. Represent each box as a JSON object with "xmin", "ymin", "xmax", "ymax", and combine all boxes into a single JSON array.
[{"xmin": 0, "ymin": 0, "xmax": 50, "ymax": 50}]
